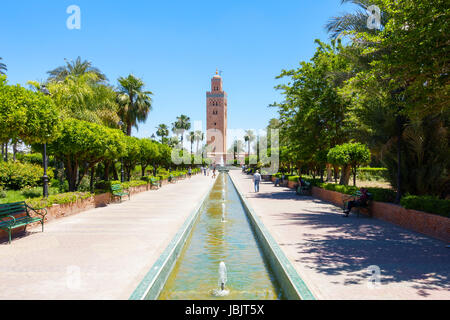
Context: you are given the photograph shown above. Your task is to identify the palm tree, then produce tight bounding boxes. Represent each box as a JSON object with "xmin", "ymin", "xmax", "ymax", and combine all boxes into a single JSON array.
[
  {"xmin": 187, "ymin": 131, "xmax": 195, "ymax": 154},
  {"xmin": 171, "ymin": 115, "xmax": 191, "ymax": 146},
  {"xmin": 47, "ymin": 57, "xmax": 107, "ymax": 82},
  {"xmin": 325, "ymin": 0, "xmax": 389, "ymax": 39},
  {"xmin": 0, "ymin": 57, "xmax": 7, "ymax": 75},
  {"xmin": 244, "ymin": 130, "xmax": 255, "ymax": 158},
  {"xmin": 156, "ymin": 124, "xmax": 169, "ymax": 143},
  {"xmin": 117, "ymin": 74, "xmax": 153, "ymax": 136},
  {"xmin": 194, "ymin": 130, "xmax": 204, "ymax": 154}
]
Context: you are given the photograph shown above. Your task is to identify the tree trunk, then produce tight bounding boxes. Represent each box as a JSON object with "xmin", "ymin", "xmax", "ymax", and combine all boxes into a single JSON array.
[
  {"xmin": 326, "ymin": 163, "xmax": 333, "ymax": 182},
  {"xmin": 90, "ymin": 165, "xmax": 95, "ymax": 192},
  {"xmin": 333, "ymin": 165, "xmax": 339, "ymax": 183},
  {"xmin": 395, "ymin": 115, "xmax": 405, "ymax": 204},
  {"xmin": 141, "ymin": 164, "xmax": 146, "ymax": 177},
  {"xmin": 12, "ymin": 142, "xmax": 17, "ymax": 161},
  {"xmin": 339, "ymin": 164, "xmax": 351, "ymax": 185},
  {"xmin": 1, "ymin": 143, "xmax": 3, "ymax": 161},
  {"xmin": 112, "ymin": 162, "xmax": 119, "ymax": 181},
  {"xmin": 353, "ymin": 167, "xmax": 357, "ymax": 187},
  {"xmin": 104, "ymin": 161, "xmax": 110, "ymax": 181},
  {"xmin": 4, "ymin": 141, "xmax": 8, "ymax": 162}
]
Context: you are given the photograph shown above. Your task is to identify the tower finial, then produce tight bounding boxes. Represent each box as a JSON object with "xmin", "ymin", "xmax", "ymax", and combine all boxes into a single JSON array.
[{"xmin": 216, "ymin": 69, "xmax": 219, "ymax": 75}]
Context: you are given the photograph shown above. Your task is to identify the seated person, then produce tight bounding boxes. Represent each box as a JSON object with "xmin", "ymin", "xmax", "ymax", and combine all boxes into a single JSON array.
[
  {"xmin": 274, "ymin": 174, "xmax": 285, "ymax": 187},
  {"xmin": 344, "ymin": 188, "xmax": 369, "ymax": 217}
]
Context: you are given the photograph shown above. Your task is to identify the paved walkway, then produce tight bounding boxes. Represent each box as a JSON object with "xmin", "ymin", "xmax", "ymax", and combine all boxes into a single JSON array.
[
  {"xmin": 0, "ymin": 174, "xmax": 215, "ymax": 300},
  {"xmin": 229, "ymin": 170, "xmax": 450, "ymax": 300}
]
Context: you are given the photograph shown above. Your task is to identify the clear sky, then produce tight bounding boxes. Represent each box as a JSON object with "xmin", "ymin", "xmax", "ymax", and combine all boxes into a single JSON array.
[{"xmin": 1, "ymin": 0, "xmax": 356, "ymax": 146}]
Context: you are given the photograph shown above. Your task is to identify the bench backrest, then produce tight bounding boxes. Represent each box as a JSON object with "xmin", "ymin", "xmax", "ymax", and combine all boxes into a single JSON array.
[
  {"xmin": 0, "ymin": 201, "xmax": 28, "ymax": 218},
  {"xmin": 111, "ymin": 184, "xmax": 123, "ymax": 192}
]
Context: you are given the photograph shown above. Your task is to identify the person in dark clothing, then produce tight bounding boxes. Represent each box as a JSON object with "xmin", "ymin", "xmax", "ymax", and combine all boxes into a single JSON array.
[{"xmin": 344, "ymin": 188, "xmax": 369, "ymax": 217}]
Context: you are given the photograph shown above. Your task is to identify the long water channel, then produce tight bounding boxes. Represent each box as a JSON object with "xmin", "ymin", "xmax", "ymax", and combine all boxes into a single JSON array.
[{"xmin": 158, "ymin": 173, "xmax": 285, "ymax": 300}]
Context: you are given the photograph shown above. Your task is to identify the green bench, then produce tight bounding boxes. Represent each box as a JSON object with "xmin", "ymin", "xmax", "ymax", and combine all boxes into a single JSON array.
[
  {"xmin": 111, "ymin": 184, "xmax": 130, "ymax": 203},
  {"xmin": 0, "ymin": 201, "xmax": 47, "ymax": 244},
  {"xmin": 150, "ymin": 177, "xmax": 161, "ymax": 189},
  {"xmin": 343, "ymin": 191, "xmax": 373, "ymax": 217}
]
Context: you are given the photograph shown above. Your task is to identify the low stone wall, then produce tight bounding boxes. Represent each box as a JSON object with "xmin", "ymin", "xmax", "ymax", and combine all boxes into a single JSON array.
[{"xmin": 310, "ymin": 186, "xmax": 450, "ymax": 243}]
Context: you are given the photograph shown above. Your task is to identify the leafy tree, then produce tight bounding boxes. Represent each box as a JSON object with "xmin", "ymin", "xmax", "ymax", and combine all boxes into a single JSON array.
[
  {"xmin": 47, "ymin": 57, "xmax": 107, "ymax": 83},
  {"xmin": 327, "ymin": 143, "xmax": 371, "ymax": 186},
  {"xmin": 138, "ymin": 138, "xmax": 159, "ymax": 177},
  {"xmin": 0, "ymin": 76, "xmax": 61, "ymax": 145},
  {"xmin": 117, "ymin": 74, "xmax": 153, "ymax": 136},
  {"xmin": 30, "ymin": 73, "xmax": 120, "ymax": 127},
  {"xmin": 122, "ymin": 135, "xmax": 141, "ymax": 181},
  {"xmin": 47, "ymin": 119, "xmax": 126, "ymax": 191}
]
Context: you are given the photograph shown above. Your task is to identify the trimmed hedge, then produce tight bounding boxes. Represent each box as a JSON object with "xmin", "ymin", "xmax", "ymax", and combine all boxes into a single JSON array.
[
  {"xmin": 0, "ymin": 161, "xmax": 54, "ymax": 190},
  {"xmin": 318, "ymin": 183, "xmax": 396, "ymax": 203},
  {"xmin": 26, "ymin": 192, "xmax": 92, "ymax": 209},
  {"xmin": 400, "ymin": 195, "xmax": 450, "ymax": 218}
]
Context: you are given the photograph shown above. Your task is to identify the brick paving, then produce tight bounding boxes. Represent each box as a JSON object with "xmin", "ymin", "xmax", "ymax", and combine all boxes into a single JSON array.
[{"xmin": 229, "ymin": 170, "xmax": 450, "ymax": 300}]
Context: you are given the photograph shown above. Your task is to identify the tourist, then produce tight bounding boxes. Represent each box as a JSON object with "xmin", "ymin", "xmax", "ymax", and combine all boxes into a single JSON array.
[
  {"xmin": 188, "ymin": 167, "xmax": 192, "ymax": 179},
  {"xmin": 253, "ymin": 170, "xmax": 261, "ymax": 193},
  {"xmin": 343, "ymin": 188, "xmax": 369, "ymax": 217},
  {"xmin": 212, "ymin": 167, "xmax": 216, "ymax": 178}
]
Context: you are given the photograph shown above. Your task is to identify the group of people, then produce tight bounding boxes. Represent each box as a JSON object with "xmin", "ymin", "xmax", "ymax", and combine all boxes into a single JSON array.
[{"xmin": 200, "ymin": 165, "xmax": 216, "ymax": 178}]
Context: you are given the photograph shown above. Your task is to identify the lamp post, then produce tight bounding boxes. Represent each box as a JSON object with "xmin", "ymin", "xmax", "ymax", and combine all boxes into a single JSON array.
[
  {"xmin": 118, "ymin": 120, "xmax": 125, "ymax": 182},
  {"xmin": 39, "ymin": 85, "xmax": 51, "ymax": 198}
]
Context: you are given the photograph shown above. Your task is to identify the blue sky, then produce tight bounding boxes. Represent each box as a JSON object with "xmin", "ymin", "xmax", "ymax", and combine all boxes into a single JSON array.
[{"xmin": 1, "ymin": 0, "xmax": 356, "ymax": 146}]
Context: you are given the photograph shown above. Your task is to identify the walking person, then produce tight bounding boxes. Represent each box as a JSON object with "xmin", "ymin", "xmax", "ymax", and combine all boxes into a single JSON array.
[
  {"xmin": 253, "ymin": 170, "xmax": 261, "ymax": 193},
  {"xmin": 212, "ymin": 166, "xmax": 216, "ymax": 179},
  {"xmin": 188, "ymin": 167, "xmax": 192, "ymax": 179}
]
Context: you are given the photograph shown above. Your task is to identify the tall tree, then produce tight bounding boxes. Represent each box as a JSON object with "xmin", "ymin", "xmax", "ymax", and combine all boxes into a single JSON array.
[
  {"xmin": 156, "ymin": 124, "xmax": 169, "ymax": 143},
  {"xmin": 244, "ymin": 130, "xmax": 255, "ymax": 159},
  {"xmin": 187, "ymin": 131, "xmax": 195, "ymax": 154},
  {"xmin": 117, "ymin": 74, "xmax": 153, "ymax": 136},
  {"xmin": 47, "ymin": 57, "xmax": 107, "ymax": 83},
  {"xmin": 172, "ymin": 114, "xmax": 191, "ymax": 146},
  {"xmin": 194, "ymin": 130, "xmax": 204, "ymax": 154}
]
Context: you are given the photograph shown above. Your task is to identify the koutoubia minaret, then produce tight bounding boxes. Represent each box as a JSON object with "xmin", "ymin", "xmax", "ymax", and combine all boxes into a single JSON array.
[{"xmin": 206, "ymin": 70, "xmax": 227, "ymax": 163}]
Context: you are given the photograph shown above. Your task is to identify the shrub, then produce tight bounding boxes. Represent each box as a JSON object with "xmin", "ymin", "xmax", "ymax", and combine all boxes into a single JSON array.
[
  {"xmin": 357, "ymin": 167, "xmax": 389, "ymax": 181},
  {"xmin": 21, "ymin": 186, "xmax": 42, "ymax": 198},
  {"xmin": 0, "ymin": 161, "xmax": 54, "ymax": 190},
  {"xmin": 26, "ymin": 192, "xmax": 92, "ymax": 209},
  {"xmin": 319, "ymin": 183, "xmax": 396, "ymax": 203},
  {"xmin": 401, "ymin": 195, "xmax": 450, "ymax": 218},
  {"xmin": 0, "ymin": 187, "xmax": 6, "ymax": 199}
]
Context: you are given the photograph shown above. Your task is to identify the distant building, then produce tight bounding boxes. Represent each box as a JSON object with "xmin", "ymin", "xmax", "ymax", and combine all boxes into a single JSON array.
[{"xmin": 206, "ymin": 70, "xmax": 227, "ymax": 164}]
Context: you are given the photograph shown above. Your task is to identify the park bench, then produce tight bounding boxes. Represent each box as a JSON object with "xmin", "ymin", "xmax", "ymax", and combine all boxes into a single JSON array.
[
  {"xmin": 296, "ymin": 181, "xmax": 312, "ymax": 196},
  {"xmin": 342, "ymin": 191, "xmax": 373, "ymax": 217},
  {"xmin": 150, "ymin": 177, "xmax": 161, "ymax": 189},
  {"xmin": 111, "ymin": 183, "xmax": 130, "ymax": 203},
  {"xmin": 0, "ymin": 201, "xmax": 47, "ymax": 244}
]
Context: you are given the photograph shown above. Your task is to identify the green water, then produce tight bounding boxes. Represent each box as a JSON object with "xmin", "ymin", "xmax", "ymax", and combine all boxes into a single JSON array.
[{"xmin": 158, "ymin": 173, "xmax": 284, "ymax": 300}]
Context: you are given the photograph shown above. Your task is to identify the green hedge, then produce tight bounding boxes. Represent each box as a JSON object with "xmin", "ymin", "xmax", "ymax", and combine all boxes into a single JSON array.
[
  {"xmin": 319, "ymin": 183, "xmax": 396, "ymax": 203},
  {"xmin": 357, "ymin": 167, "xmax": 388, "ymax": 181},
  {"xmin": 0, "ymin": 161, "xmax": 54, "ymax": 190},
  {"xmin": 26, "ymin": 192, "xmax": 92, "ymax": 209},
  {"xmin": 400, "ymin": 195, "xmax": 450, "ymax": 218}
]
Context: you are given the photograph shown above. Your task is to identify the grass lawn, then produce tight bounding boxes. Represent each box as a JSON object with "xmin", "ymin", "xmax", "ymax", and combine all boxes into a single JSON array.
[{"xmin": 0, "ymin": 190, "xmax": 27, "ymax": 204}]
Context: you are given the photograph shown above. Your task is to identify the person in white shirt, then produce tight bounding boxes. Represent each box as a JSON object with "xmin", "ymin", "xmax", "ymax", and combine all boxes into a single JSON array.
[{"xmin": 253, "ymin": 170, "xmax": 261, "ymax": 193}]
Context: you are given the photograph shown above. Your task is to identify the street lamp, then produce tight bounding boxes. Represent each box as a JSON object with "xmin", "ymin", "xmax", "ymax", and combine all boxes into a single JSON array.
[
  {"xmin": 118, "ymin": 120, "xmax": 125, "ymax": 183},
  {"xmin": 39, "ymin": 85, "xmax": 51, "ymax": 198}
]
